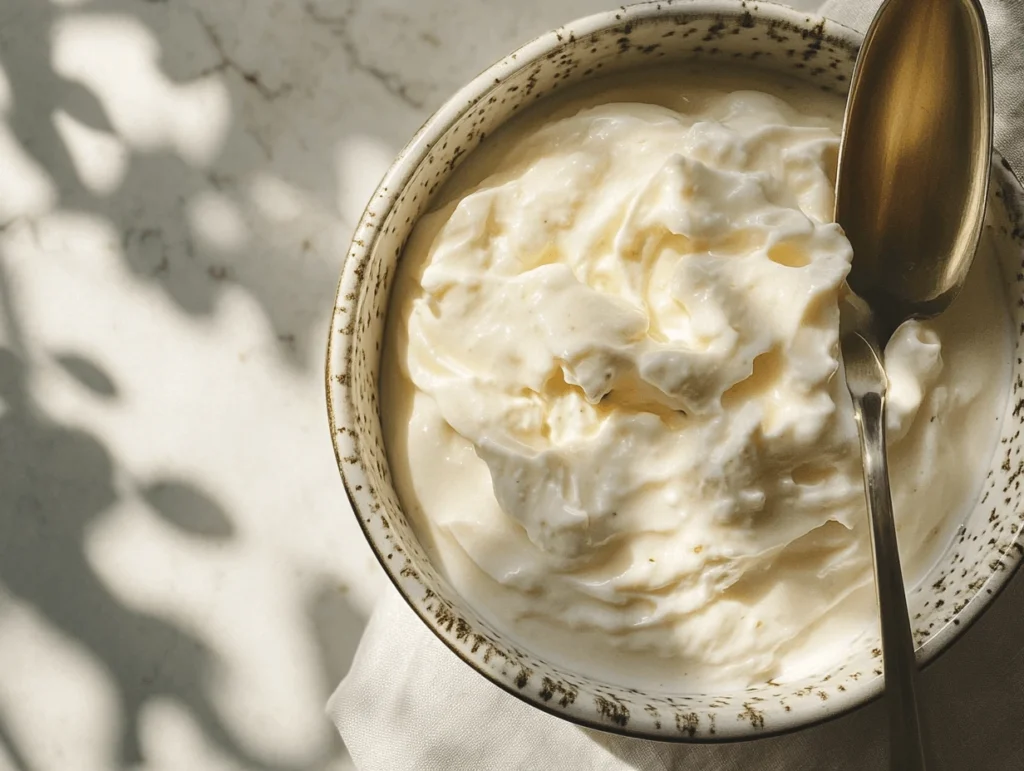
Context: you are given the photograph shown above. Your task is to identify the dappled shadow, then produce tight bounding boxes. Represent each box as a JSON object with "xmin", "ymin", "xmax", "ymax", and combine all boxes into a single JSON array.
[
  {"xmin": 54, "ymin": 352, "xmax": 119, "ymax": 398},
  {"xmin": 0, "ymin": 0, "xmax": 424, "ymax": 369},
  {"xmin": 0, "ymin": 0, "xmax": 421, "ymax": 766},
  {"xmin": 142, "ymin": 478, "xmax": 236, "ymax": 540},
  {"xmin": 0, "ymin": 0, "xmax": 291, "ymax": 349},
  {"xmin": 308, "ymin": 577, "xmax": 367, "ymax": 691},
  {"xmin": 0, "ymin": 345, "xmax": 297, "ymax": 770},
  {"xmin": 307, "ymin": 574, "xmax": 369, "ymax": 763},
  {"xmin": 0, "ymin": 704, "xmax": 29, "ymax": 771}
]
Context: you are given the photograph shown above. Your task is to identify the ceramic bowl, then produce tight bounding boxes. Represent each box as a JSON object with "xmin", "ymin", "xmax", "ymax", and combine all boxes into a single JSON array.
[{"xmin": 326, "ymin": 0, "xmax": 1024, "ymax": 740}]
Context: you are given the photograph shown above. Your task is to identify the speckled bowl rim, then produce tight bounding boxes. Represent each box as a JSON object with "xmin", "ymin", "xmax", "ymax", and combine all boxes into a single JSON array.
[{"xmin": 326, "ymin": 0, "xmax": 1024, "ymax": 742}]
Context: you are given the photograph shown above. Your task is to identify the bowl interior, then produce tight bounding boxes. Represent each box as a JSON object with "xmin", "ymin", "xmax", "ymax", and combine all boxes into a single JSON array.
[{"xmin": 327, "ymin": 0, "xmax": 1024, "ymax": 740}]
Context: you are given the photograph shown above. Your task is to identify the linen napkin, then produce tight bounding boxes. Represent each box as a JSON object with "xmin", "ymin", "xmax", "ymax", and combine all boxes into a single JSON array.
[{"xmin": 330, "ymin": 2, "xmax": 1024, "ymax": 769}]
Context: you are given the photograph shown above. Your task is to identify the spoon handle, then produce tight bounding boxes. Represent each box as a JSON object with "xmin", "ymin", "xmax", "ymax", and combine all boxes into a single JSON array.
[{"xmin": 851, "ymin": 387, "xmax": 927, "ymax": 771}]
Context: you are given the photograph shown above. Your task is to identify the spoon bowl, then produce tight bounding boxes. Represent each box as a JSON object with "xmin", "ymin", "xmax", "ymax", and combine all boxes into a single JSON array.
[{"xmin": 836, "ymin": 0, "xmax": 994, "ymax": 338}]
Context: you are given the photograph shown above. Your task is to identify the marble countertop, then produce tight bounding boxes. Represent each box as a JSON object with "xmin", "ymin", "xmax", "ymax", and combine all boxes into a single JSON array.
[{"xmin": 0, "ymin": 0, "xmax": 850, "ymax": 769}]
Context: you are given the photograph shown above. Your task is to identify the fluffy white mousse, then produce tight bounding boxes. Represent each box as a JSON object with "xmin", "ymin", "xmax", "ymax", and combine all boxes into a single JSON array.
[{"xmin": 383, "ymin": 75, "xmax": 1010, "ymax": 688}]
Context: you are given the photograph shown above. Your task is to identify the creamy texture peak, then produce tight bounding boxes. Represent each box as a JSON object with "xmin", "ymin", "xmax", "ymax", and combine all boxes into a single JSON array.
[
  {"xmin": 383, "ymin": 81, "xmax": 1009, "ymax": 687},
  {"xmin": 412, "ymin": 93, "xmax": 864, "ymax": 560}
]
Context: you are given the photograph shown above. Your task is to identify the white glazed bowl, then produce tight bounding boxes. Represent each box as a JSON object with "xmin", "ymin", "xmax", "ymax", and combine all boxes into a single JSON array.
[{"xmin": 326, "ymin": 0, "xmax": 1024, "ymax": 740}]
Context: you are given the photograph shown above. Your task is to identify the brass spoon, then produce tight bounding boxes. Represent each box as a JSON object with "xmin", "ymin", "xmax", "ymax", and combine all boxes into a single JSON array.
[{"xmin": 835, "ymin": 0, "xmax": 993, "ymax": 769}]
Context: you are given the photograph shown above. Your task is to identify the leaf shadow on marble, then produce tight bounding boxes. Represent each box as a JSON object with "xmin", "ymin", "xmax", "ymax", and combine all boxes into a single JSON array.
[
  {"xmin": 0, "ymin": 0, "xmax": 457, "ymax": 766},
  {"xmin": 308, "ymin": 576, "xmax": 368, "ymax": 694},
  {"xmin": 0, "ymin": 345, "xmax": 301, "ymax": 771},
  {"xmin": 0, "ymin": 0, "xmax": 424, "ymax": 372},
  {"xmin": 306, "ymin": 576, "xmax": 369, "ymax": 766},
  {"xmin": 142, "ymin": 478, "xmax": 236, "ymax": 540},
  {"xmin": 54, "ymin": 352, "xmax": 119, "ymax": 399},
  {"xmin": 0, "ymin": 0, "xmax": 408, "ymax": 766},
  {"xmin": 0, "ymin": 714, "xmax": 29, "ymax": 771}
]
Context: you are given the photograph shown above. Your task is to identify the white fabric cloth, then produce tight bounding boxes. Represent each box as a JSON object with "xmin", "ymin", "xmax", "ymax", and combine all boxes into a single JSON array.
[{"xmin": 330, "ymin": 2, "xmax": 1024, "ymax": 768}]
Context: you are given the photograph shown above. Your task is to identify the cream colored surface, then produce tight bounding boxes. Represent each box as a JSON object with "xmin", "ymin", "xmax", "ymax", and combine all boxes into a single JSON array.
[{"xmin": 383, "ymin": 72, "xmax": 1012, "ymax": 688}]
